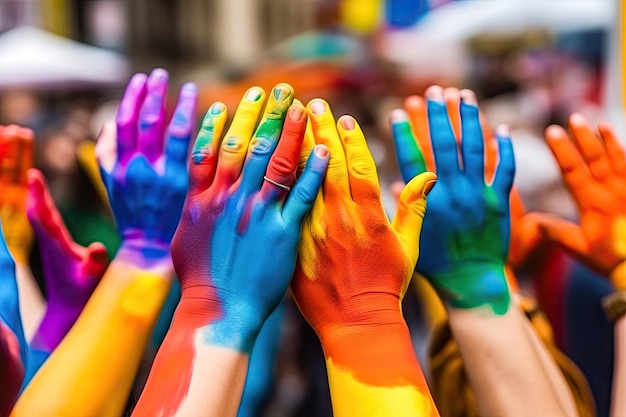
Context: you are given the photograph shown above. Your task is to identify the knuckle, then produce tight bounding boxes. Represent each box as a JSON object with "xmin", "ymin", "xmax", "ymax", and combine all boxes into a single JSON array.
[
  {"xmin": 221, "ymin": 136, "xmax": 246, "ymax": 153},
  {"xmin": 249, "ymin": 137, "xmax": 274, "ymax": 156}
]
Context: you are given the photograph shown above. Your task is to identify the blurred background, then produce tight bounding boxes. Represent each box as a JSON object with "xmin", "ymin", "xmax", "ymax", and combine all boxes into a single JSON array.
[{"xmin": 1, "ymin": 0, "xmax": 621, "ymax": 416}]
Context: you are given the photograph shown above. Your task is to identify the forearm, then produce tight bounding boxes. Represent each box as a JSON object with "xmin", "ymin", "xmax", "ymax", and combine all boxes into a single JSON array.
[
  {"xmin": 12, "ymin": 257, "xmax": 172, "ymax": 417},
  {"xmin": 610, "ymin": 315, "xmax": 626, "ymax": 417},
  {"xmin": 24, "ymin": 307, "xmax": 82, "ymax": 385},
  {"xmin": 14, "ymin": 262, "xmax": 45, "ymax": 340},
  {"xmin": 447, "ymin": 300, "xmax": 578, "ymax": 417},
  {"xmin": 133, "ymin": 298, "xmax": 250, "ymax": 417},
  {"xmin": 321, "ymin": 320, "xmax": 440, "ymax": 417}
]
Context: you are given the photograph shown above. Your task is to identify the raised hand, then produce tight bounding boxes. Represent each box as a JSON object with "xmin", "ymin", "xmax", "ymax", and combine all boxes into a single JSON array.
[
  {"xmin": 98, "ymin": 69, "xmax": 194, "ymax": 269},
  {"xmin": 12, "ymin": 69, "xmax": 198, "ymax": 417},
  {"xmin": 132, "ymin": 84, "xmax": 328, "ymax": 417},
  {"xmin": 0, "ymin": 219, "xmax": 26, "ymax": 417},
  {"xmin": 532, "ymin": 114, "xmax": 626, "ymax": 289},
  {"xmin": 24, "ymin": 169, "xmax": 107, "ymax": 383},
  {"xmin": 392, "ymin": 86, "xmax": 515, "ymax": 314},
  {"xmin": 291, "ymin": 99, "xmax": 439, "ymax": 417},
  {"xmin": 399, "ymin": 90, "xmax": 539, "ymax": 279}
]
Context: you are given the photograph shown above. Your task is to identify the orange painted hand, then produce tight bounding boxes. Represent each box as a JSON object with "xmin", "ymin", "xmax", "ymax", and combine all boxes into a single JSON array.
[
  {"xmin": 401, "ymin": 90, "xmax": 541, "ymax": 282},
  {"xmin": 291, "ymin": 99, "xmax": 439, "ymax": 417},
  {"xmin": 532, "ymin": 114, "xmax": 626, "ymax": 289},
  {"xmin": 0, "ymin": 126, "xmax": 34, "ymax": 264}
]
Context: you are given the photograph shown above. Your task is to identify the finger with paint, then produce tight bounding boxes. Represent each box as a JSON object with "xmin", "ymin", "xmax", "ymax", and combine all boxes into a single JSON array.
[
  {"xmin": 0, "ymin": 220, "xmax": 27, "ymax": 417},
  {"xmin": 533, "ymin": 115, "xmax": 626, "ymax": 289},
  {"xmin": 391, "ymin": 86, "xmax": 579, "ymax": 417},
  {"xmin": 13, "ymin": 69, "xmax": 196, "ymax": 417},
  {"xmin": 23, "ymin": 169, "xmax": 108, "ymax": 386},
  {"xmin": 291, "ymin": 98, "xmax": 440, "ymax": 417},
  {"xmin": 0, "ymin": 126, "xmax": 45, "ymax": 340},
  {"xmin": 398, "ymin": 90, "xmax": 539, "ymax": 288},
  {"xmin": 393, "ymin": 86, "xmax": 514, "ymax": 314},
  {"xmin": 132, "ymin": 84, "xmax": 328, "ymax": 417}
]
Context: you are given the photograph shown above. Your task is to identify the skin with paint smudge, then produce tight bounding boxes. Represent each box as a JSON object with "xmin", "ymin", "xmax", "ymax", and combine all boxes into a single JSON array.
[
  {"xmin": 12, "ymin": 69, "xmax": 196, "ymax": 417},
  {"xmin": 531, "ymin": 114, "xmax": 626, "ymax": 289},
  {"xmin": 23, "ymin": 169, "xmax": 108, "ymax": 386},
  {"xmin": 0, "ymin": 221, "xmax": 26, "ymax": 417},
  {"xmin": 392, "ymin": 87, "xmax": 516, "ymax": 315},
  {"xmin": 291, "ymin": 99, "xmax": 440, "ymax": 417},
  {"xmin": 132, "ymin": 84, "xmax": 329, "ymax": 417}
]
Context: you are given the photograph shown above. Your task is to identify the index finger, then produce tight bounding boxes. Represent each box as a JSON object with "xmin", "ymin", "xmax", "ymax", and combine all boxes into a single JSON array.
[
  {"xmin": 545, "ymin": 124, "xmax": 593, "ymax": 208},
  {"xmin": 404, "ymin": 95, "xmax": 435, "ymax": 172}
]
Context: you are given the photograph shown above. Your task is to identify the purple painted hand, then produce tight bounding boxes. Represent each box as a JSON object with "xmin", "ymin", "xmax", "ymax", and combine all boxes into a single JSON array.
[
  {"xmin": 96, "ymin": 69, "xmax": 198, "ymax": 268},
  {"xmin": 26, "ymin": 169, "xmax": 108, "ymax": 353}
]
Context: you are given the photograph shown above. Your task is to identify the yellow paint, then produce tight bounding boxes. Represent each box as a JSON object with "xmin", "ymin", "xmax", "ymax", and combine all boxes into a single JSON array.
[
  {"xmin": 12, "ymin": 262, "xmax": 172, "ymax": 417},
  {"xmin": 326, "ymin": 358, "xmax": 436, "ymax": 417},
  {"xmin": 339, "ymin": 0, "xmax": 383, "ymax": 35}
]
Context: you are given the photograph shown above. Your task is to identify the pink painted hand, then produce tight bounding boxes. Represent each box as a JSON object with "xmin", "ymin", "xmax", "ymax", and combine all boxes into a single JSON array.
[{"xmin": 24, "ymin": 169, "xmax": 107, "ymax": 384}]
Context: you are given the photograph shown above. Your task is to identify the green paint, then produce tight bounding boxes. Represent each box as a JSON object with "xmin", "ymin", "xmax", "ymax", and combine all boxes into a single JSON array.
[
  {"xmin": 430, "ymin": 187, "xmax": 511, "ymax": 315},
  {"xmin": 392, "ymin": 120, "xmax": 426, "ymax": 179},
  {"xmin": 192, "ymin": 109, "xmax": 220, "ymax": 163}
]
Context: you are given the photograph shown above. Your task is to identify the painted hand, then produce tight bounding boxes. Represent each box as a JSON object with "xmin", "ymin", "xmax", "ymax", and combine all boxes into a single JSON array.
[
  {"xmin": 26, "ymin": 169, "xmax": 107, "ymax": 355},
  {"xmin": 0, "ymin": 220, "xmax": 26, "ymax": 416},
  {"xmin": 400, "ymin": 89, "xmax": 540, "ymax": 273},
  {"xmin": 392, "ymin": 86, "xmax": 515, "ymax": 314},
  {"xmin": 531, "ymin": 114, "xmax": 626, "ymax": 289},
  {"xmin": 291, "ymin": 99, "xmax": 436, "ymax": 382},
  {"xmin": 96, "ymin": 69, "xmax": 197, "ymax": 267},
  {"xmin": 0, "ymin": 126, "xmax": 34, "ymax": 265},
  {"xmin": 171, "ymin": 84, "xmax": 329, "ymax": 351}
]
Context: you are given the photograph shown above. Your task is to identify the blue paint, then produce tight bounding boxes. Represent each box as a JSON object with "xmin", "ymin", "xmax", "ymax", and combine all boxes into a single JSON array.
[
  {"xmin": 0, "ymin": 222, "xmax": 27, "ymax": 385},
  {"xmin": 392, "ymin": 99, "xmax": 515, "ymax": 313}
]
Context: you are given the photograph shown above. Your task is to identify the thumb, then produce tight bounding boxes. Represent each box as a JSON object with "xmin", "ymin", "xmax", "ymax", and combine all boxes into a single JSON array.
[
  {"xmin": 84, "ymin": 242, "xmax": 108, "ymax": 280},
  {"xmin": 392, "ymin": 171, "xmax": 437, "ymax": 265},
  {"xmin": 531, "ymin": 212, "xmax": 588, "ymax": 257}
]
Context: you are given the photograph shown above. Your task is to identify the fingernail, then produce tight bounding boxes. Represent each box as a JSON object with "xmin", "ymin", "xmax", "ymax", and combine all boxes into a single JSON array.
[
  {"xmin": 425, "ymin": 85, "xmax": 444, "ymax": 101},
  {"xmin": 340, "ymin": 116, "xmax": 355, "ymax": 130},
  {"xmin": 245, "ymin": 88, "xmax": 263, "ymax": 102},
  {"xmin": 309, "ymin": 100, "xmax": 326, "ymax": 115},
  {"xmin": 273, "ymin": 84, "xmax": 292, "ymax": 102},
  {"xmin": 460, "ymin": 89, "xmax": 477, "ymax": 106},
  {"xmin": 131, "ymin": 73, "xmax": 147, "ymax": 85},
  {"xmin": 150, "ymin": 68, "xmax": 169, "ymax": 81},
  {"xmin": 569, "ymin": 113, "xmax": 585, "ymax": 126},
  {"xmin": 210, "ymin": 102, "xmax": 225, "ymax": 115},
  {"xmin": 314, "ymin": 145, "xmax": 329, "ymax": 157},
  {"xmin": 390, "ymin": 109, "xmax": 408, "ymax": 124},
  {"xmin": 424, "ymin": 179, "xmax": 437, "ymax": 197},
  {"xmin": 181, "ymin": 82, "xmax": 198, "ymax": 94},
  {"xmin": 288, "ymin": 106, "xmax": 305, "ymax": 121},
  {"xmin": 496, "ymin": 124, "xmax": 510, "ymax": 137}
]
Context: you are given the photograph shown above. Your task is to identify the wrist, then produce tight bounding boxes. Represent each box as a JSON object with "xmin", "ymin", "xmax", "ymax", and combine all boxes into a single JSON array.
[
  {"xmin": 116, "ymin": 240, "xmax": 173, "ymax": 275},
  {"xmin": 319, "ymin": 315, "xmax": 425, "ymax": 387},
  {"xmin": 431, "ymin": 264, "xmax": 511, "ymax": 315},
  {"xmin": 178, "ymin": 292, "xmax": 266, "ymax": 354}
]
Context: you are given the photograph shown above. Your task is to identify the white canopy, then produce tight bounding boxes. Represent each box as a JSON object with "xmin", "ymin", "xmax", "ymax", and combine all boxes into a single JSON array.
[{"xmin": 0, "ymin": 26, "xmax": 130, "ymax": 89}]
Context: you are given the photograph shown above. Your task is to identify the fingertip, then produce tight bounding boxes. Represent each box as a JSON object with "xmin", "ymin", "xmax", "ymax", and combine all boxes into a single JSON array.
[
  {"xmin": 545, "ymin": 124, "xmax": 566, "ymax": 140},
  {"xmin": 390, "ymin": 109, "xmax": 409, "ymax": 125},
  {"xmin": 425, "ymin": 85, "xmax": 444, "ymax": 102},
  {"xmin": 149, "ymin": 68, "xmax": 169, "ymax": 82},
  {"xmin": 496, "ymin": 124, "xmax": 510, "ymax": 138},
  {"xmin": 403, "ymin": 95, "xmax": 424, "ymax": 110},
  {"xmin": 460, "ymin": 89, "xmax": 478, "ymax": 106},
  {"xmin": 568, "ymin": 112, "xmax": 586, "ymax": 127},
  {"xmin": 314, "ymin": 144, "xmax": 329, "ymax": 158},
  {"xmin": 338, "ymin": 115, "xmax": 356, "ymax": 131},
  {"xmin": 308, "ymin": 99, "xmax": 328, "ymax": 115}
]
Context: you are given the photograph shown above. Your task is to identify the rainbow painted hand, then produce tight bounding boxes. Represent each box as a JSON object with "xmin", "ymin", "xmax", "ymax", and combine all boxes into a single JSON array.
[
  {"xmin": 24, "ymin": 169, "xmax": 107, "ymax": 380},
  {"xmin": 96, "ymin": 69, "xmax": 197, "ymax": 266},
  {"xmin": 0, "ymin": 221, "xmax": 26, "ymax": 416},
  {"xmin": 392, "ymin": 86, "xmax": 515, "ymax": 314},
  {"xmin": 171, "ymin": 85, "xmax": 329, "ymax": 352},
  {"xmin": 0, "ymin": 126, "xmax": 34, "ymax": 265},
  {"xmin": 291, "ymin": 99, "xmax": 436, "ymax": 390},
  {"xmin": 531, "ymin": 114, "xmax": 626, "ymax": 289}
]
